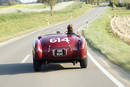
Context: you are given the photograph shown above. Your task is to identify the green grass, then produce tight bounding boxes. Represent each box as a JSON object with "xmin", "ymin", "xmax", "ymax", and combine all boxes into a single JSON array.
[
  {"xmin": 0, "ymin": 5, "xmax": 10, "ymax": 9},
  {"xmin": 0, "ymin": 4, "xmax": 47, "ymax": 9},
  {"xmin": 112, "ymin": 7, "xmax": 130, "ymax": 16},
  {"xmin": 84, "ymin": 7, "xmax": 130, "ymax": 72},
  {"xmin": 15, "ymin": 4, "xmax": 48, "ymax": 9},
  {"xmin": 0, "ymin": 2, "xmax": 92, "ymax": 42}
]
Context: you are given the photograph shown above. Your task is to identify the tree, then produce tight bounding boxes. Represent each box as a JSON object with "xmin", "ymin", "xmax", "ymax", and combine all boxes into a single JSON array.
[
  {"xmin": 85, "ymin": 0, "xmax": 88, "ymax": 4},
  {"xmin": 38, "ymin": 0, "xmax": 56, "ymax": 16},
  {"xmin": 46, "ymin": 0, "xmax": 56, "ymax": 16},
  {"xmin": 37, "ymin": 0, "xmax": 44, "ymax": 3},
  {"xmin": 97, "ymin": 0, "xmax": 100, "ymax": 5}
]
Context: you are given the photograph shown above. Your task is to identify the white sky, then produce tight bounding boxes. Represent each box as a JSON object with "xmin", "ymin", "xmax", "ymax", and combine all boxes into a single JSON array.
[{"xmin": 20, "ymin": 0, "xmax": 37, "ymax": 3}]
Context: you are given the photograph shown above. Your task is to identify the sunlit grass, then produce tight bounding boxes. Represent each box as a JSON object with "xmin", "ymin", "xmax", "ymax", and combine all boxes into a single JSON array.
[
  {"xmin": 0, "ymin": 2, "xmax": 92, "ymax": 42},
  {"xmin": 84, "ymin": 7, "xmax": 130, "ymax": 72},
  {"xmin": 0, "ymin": 3, "xmax": 47, "ymax": 9},
  {"xmin": 112, "ymin": 7, "xmax": 130, "ymax": 16},
  {"xmin": 0, "ymin": 5, "xmax": 10, "ymax": 9},
  {"xmin": 14, "ymin": 4, "xmax": 48, "ymax": 9}
]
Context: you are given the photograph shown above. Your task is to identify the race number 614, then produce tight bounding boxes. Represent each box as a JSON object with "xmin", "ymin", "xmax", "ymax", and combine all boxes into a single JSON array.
[{"xmin": 50, "ymin": 38, "xmax": 69, "ymax": 43}]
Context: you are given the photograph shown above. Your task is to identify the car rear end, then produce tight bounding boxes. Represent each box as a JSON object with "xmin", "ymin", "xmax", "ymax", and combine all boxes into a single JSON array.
[
  {"xmin": 40, "ymin": 35, "xmax": 81, "ymax": 63},
  {"xmin": 33, "ymin": 34, "xmax": 87, "ymax": 71}
]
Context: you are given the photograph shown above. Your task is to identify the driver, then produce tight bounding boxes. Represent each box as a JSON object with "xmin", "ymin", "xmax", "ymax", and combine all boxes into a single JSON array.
[{"xmin": 67, "ymin": 24, "xmax": 76, "ymax": 35}]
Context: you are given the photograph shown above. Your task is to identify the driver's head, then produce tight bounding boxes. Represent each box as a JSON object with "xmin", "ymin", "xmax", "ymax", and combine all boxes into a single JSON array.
[{"xmin": 67, "ymin": 24, "xmax": 74, "ymax": 33}]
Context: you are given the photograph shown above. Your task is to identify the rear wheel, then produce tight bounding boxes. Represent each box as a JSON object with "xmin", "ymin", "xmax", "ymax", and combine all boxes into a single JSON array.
[
  {"xmin": 33, "ymin": 59, "xmax": 42, "ymax": 72},
  {"xmin": 80, "ymin": 58, "xmax": 87, "ymax": 68}
]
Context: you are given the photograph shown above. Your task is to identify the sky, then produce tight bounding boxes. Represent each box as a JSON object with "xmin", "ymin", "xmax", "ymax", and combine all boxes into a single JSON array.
[{"xmin": 20, "ymin": 0, "xmax": 37, "ymax": 3}]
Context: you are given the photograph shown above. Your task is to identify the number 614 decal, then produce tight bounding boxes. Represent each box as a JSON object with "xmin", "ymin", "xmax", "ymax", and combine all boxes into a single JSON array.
[{"xmin": 50, "ymin": 38, "xmax": 69, "ymax": 43}]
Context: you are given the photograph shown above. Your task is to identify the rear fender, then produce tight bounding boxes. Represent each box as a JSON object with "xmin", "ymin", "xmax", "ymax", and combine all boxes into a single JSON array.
[
  {"xmin": 35, "ymin": 39, "xmax": 43, "ymax": 59},
  {"xmin": 79, "ymin": 38, "xmax": 87, "ymax": 59}
]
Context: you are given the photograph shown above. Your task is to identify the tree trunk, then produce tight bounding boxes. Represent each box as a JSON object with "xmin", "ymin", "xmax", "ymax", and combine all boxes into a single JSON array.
[
  {"xmin": 50, "ymin": 5, "xmax": 53, "ymax": 16},
  {"xmin": 97, "ymin": 0, "xmax": 99, "ymax": 5},
  {"xmin": 85, "ymin": 0, "xmax": 88, "ymax": 4}
]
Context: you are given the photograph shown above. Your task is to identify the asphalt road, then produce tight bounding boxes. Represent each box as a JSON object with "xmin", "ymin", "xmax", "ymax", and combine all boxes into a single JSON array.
[{"xmin": 0, "ymin": 6, "xmax": 126, "ymax": 87}]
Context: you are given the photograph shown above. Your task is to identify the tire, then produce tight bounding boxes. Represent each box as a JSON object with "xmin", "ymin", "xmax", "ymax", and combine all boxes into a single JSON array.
[
  {"xmin": 33, "ymin": 59, "xmax": 42, "ymax": 72},
  {"xmin": 80, "ymin": 58, "xmax": 87, "ymax": 68}
]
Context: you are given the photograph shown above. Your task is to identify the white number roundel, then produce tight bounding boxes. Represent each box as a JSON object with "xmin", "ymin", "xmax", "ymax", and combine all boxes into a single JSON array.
[
  {"xmin": 50, "ymin": 38, "xmax": 57, "ymax": 43},
  {"xmin": 50, "ymin": 38, "xmax": 69, "ymax": 43}
]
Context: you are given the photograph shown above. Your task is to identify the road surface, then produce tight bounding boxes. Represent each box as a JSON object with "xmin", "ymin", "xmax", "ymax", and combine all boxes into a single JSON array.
[{"xmin": 0, "ymin": 6, "xmax": 127, "ymax": 87}]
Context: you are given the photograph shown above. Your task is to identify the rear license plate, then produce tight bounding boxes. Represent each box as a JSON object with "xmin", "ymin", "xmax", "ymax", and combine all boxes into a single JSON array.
[{"xmin": 53, "ymin": 49, "xmax": 67, "ymax": 57}]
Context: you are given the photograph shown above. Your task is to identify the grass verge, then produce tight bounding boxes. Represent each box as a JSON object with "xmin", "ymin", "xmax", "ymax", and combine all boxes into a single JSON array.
[
  {"xmin": 83, "ymin": 7, "xmax": 130, "ymax": 72},
  {"xmin": 0, "ymin": 4, "xmax": 47, "ymax": 9},
  {"xmin": 0, "ymin": 2, "xmax": 92, "ymax": 42}
]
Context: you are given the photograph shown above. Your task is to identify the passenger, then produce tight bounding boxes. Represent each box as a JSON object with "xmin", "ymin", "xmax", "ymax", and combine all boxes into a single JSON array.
[{"xmin": 67, "ymin": 24, "xmax": 76, "ymax": 35}]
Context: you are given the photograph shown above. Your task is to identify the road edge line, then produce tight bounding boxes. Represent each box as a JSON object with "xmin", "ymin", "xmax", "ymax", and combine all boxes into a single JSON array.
[
  {"xmin": 21, "ymin": 55, "xmax": 30, "ymax": 63},
  {"xmin": 88, "ymin": 51, "xmax": 125, "ymax": 87}
]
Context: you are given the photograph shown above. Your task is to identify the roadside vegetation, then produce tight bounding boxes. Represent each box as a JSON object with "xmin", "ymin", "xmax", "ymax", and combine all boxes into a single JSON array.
[
  {"xmin": 11, "ymin": 4, "xmax": 48, "ymax": 9},
  {"xmin": 109, "ymin": 0, "xmax": 130, "ymax": 9},
  {"xmin": 0, "ymin": 0, "xmax": 21, "ymax": 6},
  {"xmin": 0, "ymin": 2, "xmax": 92, "ymax": 42},
  {"xmin": 83, "ymin": 7, "xmax": 130, "ymax": 72},
  {"xmin": 0, "ymin": 4, "xmax": 48, "ymax": 9}
]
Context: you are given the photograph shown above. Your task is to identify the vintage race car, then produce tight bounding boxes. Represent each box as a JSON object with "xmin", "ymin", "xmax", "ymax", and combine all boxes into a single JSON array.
[{"xmin": 33, "ymin": 32, "xmax": 87, "ymax": 71}]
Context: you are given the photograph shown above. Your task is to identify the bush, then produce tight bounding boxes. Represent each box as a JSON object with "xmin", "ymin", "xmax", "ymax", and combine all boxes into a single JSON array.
[
  {"xmin": 109, "ymin": 0, "xmax": 130, "ymax": 9},
  {"xmin": 126, "ymin": 3, "xmax": 130, "ymax": 9}
]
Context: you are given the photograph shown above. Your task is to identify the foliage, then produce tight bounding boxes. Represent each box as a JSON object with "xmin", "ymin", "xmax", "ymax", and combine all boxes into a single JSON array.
[
  {"xmin": 46, "ymin": 0, "xmax": 56, "ymax": 16},
  {"xmin": 39, "ymin": 0, "xmax": 56, "ymax": 16},
  {"xmin": 109, "ymin": 0, "xmax": 130, "ymax": 9},
  {"xmin": 85, "ymin": 0, "xmax": 106, "ymax": 5},
  {"xmin": 126, "ymin": 3, "xmax": 130, "ymax": 9},
  {"xmin": 0, "ymin": 0, "xmax": 20, "ymax": 5}
]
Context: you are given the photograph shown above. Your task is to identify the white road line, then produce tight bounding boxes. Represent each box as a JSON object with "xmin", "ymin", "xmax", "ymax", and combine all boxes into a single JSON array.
[
  {"xmin": 88, "ymin": 51, "xmax": 125, "ymax": 87},
  {"xmin": 21, "ymin": 55, "xmax": 30, "ymax": 63}
]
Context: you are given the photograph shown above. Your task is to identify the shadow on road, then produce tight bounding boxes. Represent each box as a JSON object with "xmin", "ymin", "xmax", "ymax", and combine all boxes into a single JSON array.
[
  {"xmin": 41, "ymin": 64, "xmax": 80, "ymax": 73},
  {"xmin": 0, "ymin": 63, "xmax": 33, "ymax": 75},
  {"xmin": 0, "ymin": 63, "xmax": 80, "ymax": 75}
]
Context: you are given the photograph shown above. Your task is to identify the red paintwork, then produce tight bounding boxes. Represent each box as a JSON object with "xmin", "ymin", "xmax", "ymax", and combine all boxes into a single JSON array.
[
  {"xmin": 79, "ymin": 38, "xmax": 87, "ymax": 59},
  {"xmin": 34, "ymin": 34, "xmax": 87, "ymax": 60},
  {"xmin": 36, "ymin": 40, "xmax": 43, "ymax": 59}
]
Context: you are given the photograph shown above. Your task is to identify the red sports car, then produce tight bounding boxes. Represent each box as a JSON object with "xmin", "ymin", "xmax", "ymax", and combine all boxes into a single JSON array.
[{"xmin": 33, "ymin": 32, "xmax": 87, "ymax": 71}]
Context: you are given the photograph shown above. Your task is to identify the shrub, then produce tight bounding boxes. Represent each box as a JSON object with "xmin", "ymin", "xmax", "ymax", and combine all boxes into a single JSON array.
[{"xmin": 126, "ymin": 3, "xmax": 130, "ymax": 9}]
